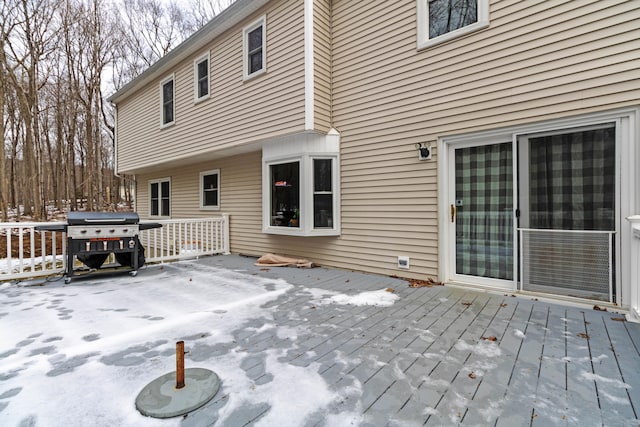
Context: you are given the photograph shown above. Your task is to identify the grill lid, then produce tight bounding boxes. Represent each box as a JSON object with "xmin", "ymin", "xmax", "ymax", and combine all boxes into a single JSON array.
[{"xmin": 67, "ymin": 211, "xmax": 140, "ymax": 225}]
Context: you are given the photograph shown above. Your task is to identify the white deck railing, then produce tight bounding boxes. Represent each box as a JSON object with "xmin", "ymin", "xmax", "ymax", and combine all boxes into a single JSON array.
[
  {"xmin": 0, "ymin": 222, "xmax": 68, "ymax": 280},
  {"xmin": 140, "ymin": 215, "xmax": 230, "ymax": 263},
  {"xmin": 0, "ymin": 215, "xmax": 229, "ymax": 282}
]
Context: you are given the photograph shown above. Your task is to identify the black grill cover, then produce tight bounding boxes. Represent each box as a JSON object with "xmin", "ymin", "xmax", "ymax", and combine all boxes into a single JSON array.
[{"xmin": 67, "ymin": 211, "xmax": 140, "ymax": 225}]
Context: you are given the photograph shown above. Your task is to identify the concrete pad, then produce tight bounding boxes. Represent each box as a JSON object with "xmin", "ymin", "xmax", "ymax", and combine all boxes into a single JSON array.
[{"xmin": 135, "ymin": 368, "xmax": 220, "ymax": 418}]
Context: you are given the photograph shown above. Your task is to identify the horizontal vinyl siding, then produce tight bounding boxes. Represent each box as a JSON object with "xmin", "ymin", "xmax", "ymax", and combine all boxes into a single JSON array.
[
  {"xmin": 136, "ymin": 152, "xmax": 425, "ymax": 272},
  {"xmin": 117, "ymin": 0, "xmax": 306, "ymax": 174},
  {"xmin": 314, "ymin": 0, "xmax": 332, "ymax": 132},
  {"xmin": 326, "ymin": 0, "xmax": 640, "ymax": 279}
]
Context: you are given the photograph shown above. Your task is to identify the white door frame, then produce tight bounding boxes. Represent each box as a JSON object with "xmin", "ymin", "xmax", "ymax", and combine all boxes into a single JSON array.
[
  {"xmin": 443, "ymin": 134, "xmax": 517, "ymax": 291},
  {"xmin": 438, "ymin": 108, "xmax": 638, "ymax": 307}
]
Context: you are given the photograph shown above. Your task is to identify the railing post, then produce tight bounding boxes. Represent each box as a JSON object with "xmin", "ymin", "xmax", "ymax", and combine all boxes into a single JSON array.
[{"xmin": 222, "ymin": 214, "xmax": 230, "ymax": 255}]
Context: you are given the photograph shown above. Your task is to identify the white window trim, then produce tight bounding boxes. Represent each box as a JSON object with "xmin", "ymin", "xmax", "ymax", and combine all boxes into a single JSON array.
[
  {"xmin": 149, "ymin": 177, "xmax": 171, "ymax": 218},
  {"xmin": 242, "ymin": 15, "xmax": 267, "ymax": 81},
  {"xmin": 199, "ymin": 169, "xmax": 221, "ymax": 211},
  {"xmin": 262, "ymin": 130, "xmax": 341, "ymax": 237},
  {"xmin": 417, "ymin": 0, "xmax": 489, "ymax": 50},
  {"xmin": 263, "ymin": 155, "xmax": 340, "ymax": 237},
  {"xmin": 194, "ymin": 53, "xmax": 210, "ymax": 103},
  {"xmin": 160, "ymin": 74, "xmax": 175, "ymax": 128}
]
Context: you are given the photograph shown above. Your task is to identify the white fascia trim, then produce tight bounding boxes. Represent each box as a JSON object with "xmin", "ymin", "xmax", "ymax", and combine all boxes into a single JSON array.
[{"xmin": 304, "ymin": 0, "xmax": 314, "ymax": 130}]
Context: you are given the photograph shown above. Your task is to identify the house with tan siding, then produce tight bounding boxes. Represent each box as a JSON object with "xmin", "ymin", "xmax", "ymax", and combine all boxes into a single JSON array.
[{"xmin": 108, "ymin": 0, "xmax": 640, "ymax": 320}]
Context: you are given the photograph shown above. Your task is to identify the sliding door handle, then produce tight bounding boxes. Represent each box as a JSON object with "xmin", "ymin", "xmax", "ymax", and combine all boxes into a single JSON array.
[{"xmin": 451, "ymin": 204, "xmax": 456, "ymax": 223}]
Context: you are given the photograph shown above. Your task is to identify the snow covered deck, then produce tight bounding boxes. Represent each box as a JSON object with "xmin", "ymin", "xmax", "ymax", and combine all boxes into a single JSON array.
[{"xmin": 1, "ymin": 255, "xmax": 639, "ymax": 426}]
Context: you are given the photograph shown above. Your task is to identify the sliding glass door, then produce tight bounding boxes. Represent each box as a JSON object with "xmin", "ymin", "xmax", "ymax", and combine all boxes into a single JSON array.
[
  {"xmin": 453, "ymin": 142, "xmax": 514, "ymax": 284},
  {"xmin": 518, "ymin": 125, "xmax": 616, "ymax": 301}
]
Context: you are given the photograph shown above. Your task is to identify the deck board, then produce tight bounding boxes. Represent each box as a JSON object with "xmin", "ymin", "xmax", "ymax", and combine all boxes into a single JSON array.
[
  {"xmin": 605, "ymin": 316, "xmax": 640, "ymax": 415},
  {"xmin": 530, "ymin": 305, "xmax": 569, "ymax": 426},
  {"xmin": 565, "ymin": 308, "xmax": 604, "ymax": 425},
  {"xmin": 583, "ymin": 310, "xmax": 638, "ymax": 424},
  {"xmin": 494, "ymin": 302, "xmax": 548, "ymax": 427},
  {"xmin": 177, "ymin": 255, "xmax": 640, "ymax": 427}
]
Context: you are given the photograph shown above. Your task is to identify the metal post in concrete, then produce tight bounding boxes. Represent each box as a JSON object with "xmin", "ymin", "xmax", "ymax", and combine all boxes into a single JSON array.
[
  {"xmin": 135, "ymin": 340, "xmax": 221, "ymax": 418},
  {"xmin": 176, "ymin": 341, "xmax": 185, "ymax": 389}
]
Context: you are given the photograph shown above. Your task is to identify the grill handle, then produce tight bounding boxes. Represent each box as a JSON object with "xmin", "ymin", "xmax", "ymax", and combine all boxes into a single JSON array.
[{"xmin": 81, "ymin": 218, "xmax": 127, "ymax": 223}]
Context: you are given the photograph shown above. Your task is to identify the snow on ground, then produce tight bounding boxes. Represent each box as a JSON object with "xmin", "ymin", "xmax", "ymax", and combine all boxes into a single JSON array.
[
  {"xmin": 0, "ymin": 261, "xmax": 397, "ymax": 427},
  {"xmin": 0, "ymin": 262, "xmax": 395, "ymax": 426},
  {"xmin": 313, "ymin": 288, "xmax": 399, "ymax": 307}
]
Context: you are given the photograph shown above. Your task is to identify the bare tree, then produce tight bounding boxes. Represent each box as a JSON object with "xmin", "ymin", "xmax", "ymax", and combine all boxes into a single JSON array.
[
  {"xmin": 0, "ymin": 0, "xmax": 235, "ymax": 220},
  {"xmin": 0, "ymin": 2, "xmax": 9, "ymax": 221},
  {"xmin": 1, "ymin": 0, "xmax": 61, "ymax": 219},
  {"xmin": 190, "ymin": 0, "xmax": 236, "ymax": 28},
  {"xmin": 112, "ymin": 0, "xmax": 195, "ymax": 83}
]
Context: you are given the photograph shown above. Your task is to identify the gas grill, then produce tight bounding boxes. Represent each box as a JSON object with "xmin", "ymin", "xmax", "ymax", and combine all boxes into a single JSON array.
[{"xmin": 37, "ymin": 212, "xmax": 161, "ymax": 283}]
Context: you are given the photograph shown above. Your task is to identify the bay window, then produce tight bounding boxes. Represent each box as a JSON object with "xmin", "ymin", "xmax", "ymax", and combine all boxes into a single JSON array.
[{"xmin": 262, "ymin": 131, "xmax": 340, "ymax": 236}]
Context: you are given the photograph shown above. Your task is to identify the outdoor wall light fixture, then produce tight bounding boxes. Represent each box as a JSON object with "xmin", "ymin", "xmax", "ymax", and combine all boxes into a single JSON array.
[{"xmin": 415, "ymin": 142, "xmax": 432, "ymax": 161}]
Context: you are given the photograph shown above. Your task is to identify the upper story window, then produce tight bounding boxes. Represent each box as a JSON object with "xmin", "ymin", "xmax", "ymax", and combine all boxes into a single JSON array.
[
  {"xmin": 150, "ymin": 178, "xmax": 170, "ymax": 217},
  {"xmin": 200, "ymin": 169, "xmax": 220, "ymax": 210},
  {"xmin": 160, "ymin": 75, "xmax": 175, "ymax": 127},
  {"xmin": 243, "ymin": 16, "xmax": 266, "ymax": 80},
  {"xmin": 194, "ymin": 54, "xmax": 210, "ymax": 102},
  {"xmin": 417, "ymin": 0, "xmax": 489, "ymax": 49}
]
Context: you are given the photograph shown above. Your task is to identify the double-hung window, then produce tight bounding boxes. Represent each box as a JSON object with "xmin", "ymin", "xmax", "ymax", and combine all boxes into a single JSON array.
[
  {"xmin": 417, "ymin": 0, "xmax": 489, "ymax": 49},
  {"xmin": 243, "ymin": 16, "xmax": 266, "ymax": 80},
  {"xmin": 194, "ymin": 54, "xmax": 209, "ymax": 101},
  {"xmin": 200, "ymin": 169, "xmax": 220, "ymax": 210},
  {"xmin": 313, "ymin": 159, "xmax": 333, "ymax": 228},
  {"xmin": 160, "ymin": 75, "xmax": 175, "ymax": 126},
  {"xmin": 150, "ymin": 178, "xmax": 170, "ymax": 217}
]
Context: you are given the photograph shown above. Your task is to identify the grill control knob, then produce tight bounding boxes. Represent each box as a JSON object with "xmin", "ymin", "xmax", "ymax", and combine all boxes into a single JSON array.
[
  {"xmin": 109, "ymin": 229, "xmax": 115, "ymax": 233},
  {"xmin": 80, "ymin": 229, "xmax": 87, "ymax": 234},
  {"xmin": 123, "ymin": 228, "xmax": 129, "ymax": 233},
  {"xmin": 95, "ymin": 229, "xmax": 101, "ymax": 233}
]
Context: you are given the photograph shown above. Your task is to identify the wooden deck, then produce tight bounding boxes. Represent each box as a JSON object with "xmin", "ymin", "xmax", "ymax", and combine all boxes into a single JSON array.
[{"xmin": 183, "ymin": 255, "xmax": 640, "ymax": 427}]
